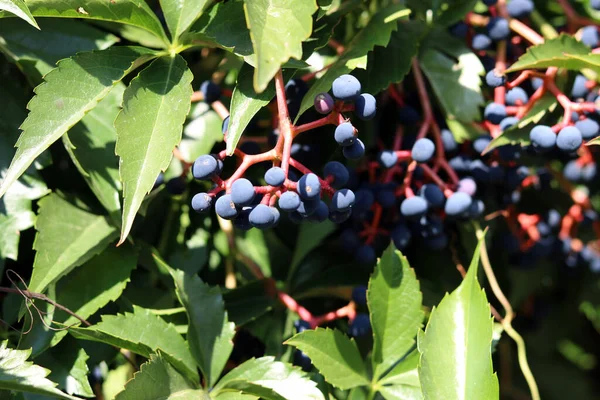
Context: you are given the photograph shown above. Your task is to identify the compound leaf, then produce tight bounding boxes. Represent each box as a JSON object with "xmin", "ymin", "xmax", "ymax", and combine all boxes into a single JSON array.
[{"xmin": 0, "ymin": 0, "xmax": 38, "ymax": 29}]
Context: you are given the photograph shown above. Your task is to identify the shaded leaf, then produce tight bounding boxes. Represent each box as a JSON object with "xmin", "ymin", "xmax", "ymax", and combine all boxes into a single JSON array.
[
  {"xmin": 179, "ymin": 103, "xmax": 223, "ymax": 163},
  {"xmin": 0, "ymin": 0, "xmax": 38, "ymax": 28},
  {"xmin": 115, "ymin": 54, "xmax": 193, "ymax": 244},
  {"xmin": 417, "ymin": 235, "xmax": 499, "ymax": 400},
  {"xmin": 217, "ymin": 381, "xmax": 286, "ymax": 400},
  {"xmin": 69, "ymin": 306, "xmax": 198, "ymax": 383},
  {"xmin": 290, "ymin": 219, "xmax": 336, "ymax": 276},
  {"xmin": 506, "ymin": 34, "xmax": 592, "ymax": 73},
  {"xmin": 170, "ymin": 270, "xmax": 235, "ymax": 387},
  {"xmin": 434, "ymin": 0, "xmax": 477, "ymax": 27},
  {"xmin": 446, "ymin": 119, "xmax": 486, "ymax": 144},
  {"xmin": 377, "ymin": 350, "xmax": 421, "ymax": 399},
  {"xmin": 214, "ymin": 357, "xmax": 324, "ymax": 400},
  {"xmin": 236, "ymin": 229, "xmax": 272, "ymax": 277},
  {"xmin": 115, "ymin": 353, "xmax": 204, "ymax": 400},
  {"xmin": 243, "ymin": 0, "xmax": 317, "ymax": 92},
  {"xmin": 285, "ymin": 328, "xmax": 369, "ymax": 390},
  {"xmin": 0, "ymin": 0, "xmax": 169, "ymax": 45},
  {"xmin": 0, "ymin": 341, "xmax": 77, "ymax": 400},
  {"xmin": 28, "ymin": 193, "xmax": 118, "ymax": 294},
  {"xmin": 63, "ymin": 83, "xmax": 124, "ymax": 220},
  {"xmin": 0, "ymin": 46, "xmax": 157, "ymax": 198},
  {"xmin": 159, "ymin": 0, "xmax": 211, "ymax": 39},
  {"xmin": 0, "ymin": 18, "xmax": 118, "ymax": 85},
  {"xmin": 369, "ymin": 244, "xmax": 423, "ymax": 380}
]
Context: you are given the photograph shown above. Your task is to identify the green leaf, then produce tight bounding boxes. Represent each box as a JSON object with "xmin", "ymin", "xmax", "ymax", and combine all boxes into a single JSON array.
[
  {"xmin": 296, "ymin": 4, "xmax": 406, "ymax": 121},
  {"xmin": 243, "ymin": 0, "xmax": 317, "ymax": 92},
  {"xmin": 214, "ymin": 357, "xmax": 324, "ymax": 400},
  {"xmin": 290, "ymin": 219, "xmax": 336, "ymax": 276},
  {"xmin": 236, "ymin": 229, "xmax": 272, "ymax": 277},
  {"xmin": 28, "ymin": 193, "xmax": 118, "ymax": 294},
  {"xmin": 0, "ymin": 18, "xmax": 118, "ymax": 85},
  {"xmin": 215, "ymin": 392, "xmax": 258, "ymax": 400},
  {"xmin": 486, "ymin": 94, "xmax": 559, "ymax": 152},
  {"xmin": 446, "ymin": 119, "xmax": 486, "ymax": 144},
  {"xmin": 115, "ymin": 353, "xmax": 204, "ymax": 400},
  {"xmin": 69, "ymin": 305, "xmax": 198, "ymax": 383},
  {"xmin": 49, "ymin": 244, "xmax": 137, "ymax": 347},
  {"xmin": 419, "ymin": 38, "xmax": 484, "ymax": 123},
  {"xmin": 433, "ymin": 0, "xmax": 477, "ymax": 27},
  {"xmin": 35, "ymin": 337, "xmax": 94, "ymax": 398},
  {"xmin": 0, "ymin": 46, "xmax": 157, "ymax": 198},
  {"xmin": 63, "ymin": 83, "xmax": 124, "ymax": 220},
  {"xmin": 0, "ymin": 0, "xmax": 169, "ymax": 45},
  {"xmin": 0, "ymin": 0, "xmax": 38, "ymax": 28},
  {"xmin": 506, "ymin": 34, "xmax": 592, "ymax": 73},
  {"xmin": 115, "ymin": 54, "xmax": 193, "ymax": 244},
  {"xmin": 417, "ymin": 235, "xmax": 499, "ymax": 400},
  {"xmin": 369, "ymin": 244, "xmax": 423, "ymax": 380},
  {"xmin": 358, "ymin": 20, "xmax": 426, "ymax": 95},
  {"xmin": 285, "ymin": 328, "xmax": 369, "ymax": 390},
  {"xmin": 217, "ymin": 381, "xmax": 286, "ymax": 400},
  {"xmin": 170, "ymin": 270, "xmax": 235, "ymax": 387},
  {"xmin": 179, "ymin": 103, "xmax": 223, "ymax": 163},
  {"xmin": 159, "ymin": 0, "xmax": 211, "ymax": 40},
  {"xmin": 0, "ymin": 341, "xmax": 77, "ymax": 400}
]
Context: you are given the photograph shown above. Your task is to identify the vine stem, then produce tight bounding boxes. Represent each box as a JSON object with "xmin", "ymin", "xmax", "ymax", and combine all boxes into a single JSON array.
[{"xmin": 474, "ymin": 223, "xmax": 540, "ymax": 400}]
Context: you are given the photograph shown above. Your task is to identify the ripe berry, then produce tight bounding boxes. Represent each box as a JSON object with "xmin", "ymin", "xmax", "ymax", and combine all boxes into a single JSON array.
[
  {"xmin": 334, "ymin": 122, "xmax": 357, "ymax": 146},
  {"xmin": 314, "ymin": 92, "xmax": 334, "ymax": 114},
  {"xmin": 309, "ymin": 201, "xmax": 329, "ymax": 222},
  {"xmin": 450, "ymin": 22, "xmax": 468, "ymax": 38},
  {"xmin": 349, "ymin": 313, "xmax": 371, "ymax": 337},
  {"xmin": 441, "ymin": 129, "xmax": 458, "ymax": 153},
  {"xmin": 485, "ymin": 70, "xmax": 506, "ymax": 88},
  {"xmin": 332, "ymin": 74, "xmax": 361, "ymax": 101},
  {"xmin": 473, "ymin": 135, "xmax": 492, "ymax": 154},
  {"xmin": 571, "ymin": 75, "xmax": 589, "ymax": 99},
  {"xmin": 279, "ymin": 191, "xmax": 301, "ymax": 211},
  {"xmin": 556, "ymin": 126, "xmax": 583, "ymax": 152},
  {"xmin": 191, "ymin": 193, "xmax": 212, "ymax": 213},
  {"xmin": 411, "ymin": 138, "xmax": 435, "ymax": 163},
  {"xmin": 592, "ymin": 0, "xmax": 600, "ymax": 10},
  {"xmin": 398, "ymin": 106, "xmax": 420, "ymax": 124},
  {"xmin": 200, "ymin": 80, "xmax": 221, "ymax": 103},
  {"xmin": 166, "ymin": 177, "xmax": 186, "ymax": 195},
  {"xmin": 377, "ymin": 150, "xmax": 398, "ymax": 168},
  {"xmin": 500, "ymin": 117, "xmax": 519, "ymax": 131},
  {"xmin": 323, "ymin": 161, "xmax": 349, "ymax": 188},
  {"xmin": 484, "ymin": 103, "xmax": 507, "ymax": 124},
  {"xmin": 575, "ymin": 118, "xmax": 600, "ymax": 140},
  {"xmin": 230, "ymin": 178, "xmax": 255, "ymax": 206},
  {"xmin": 249, "ymin": 204, "xmax": 276, "ymax": 229},
  {"xmin": 298, "ymin": 173, "xmax": 321, "ymax": 200},
  {"xmin": 506, "ymin": 87, "xmax": 529, "ymax": 105},
  {"xmin": 355, "ymin": 246, "xmax": 376, "ymax": 265},
  {"xmin": 530, "ymin": 125, "xmax": 556, "ymax": 151},
  {"xmin": 472, "ymin": 34, "xmax": 492, "ymax": 50},
  {"xmin": 330, "ymin": 189, "xmax": 355, "ymax": 212},
  {"xmin": 581, "ymin": 26, "xmax": 599, "ymax": 48},
  {"xmin": 419, "ymin": 184, "xmax": 445, "ymax": 208},
  {"xmin": 215, "ymin": 194, "xmax": 238, "ymax": 219},
  {"xmin": 400, "ymin": 196, "xmax": 429, "ymax": 219},
  {"xmin": 457, "ymin": 177, "xmax": 477, "ymax": 196},
  {"xmin": 343, "ymin": 139, "xmax": 365, "ymax": 159},
  {"xmin": 487, "ymin": 17, "xmax": 510, "ymax": 40},
  {"xmin": 264, "ymin": 167, "xmax": 286, "ymax": 186},
  {"xmin": 355, "ymin": 93, "xmax": 376, "ymax": 120},
  {"xmin": 193, "ymin": 155, "xmax": 219, "ymax": 180},
  {"xmin": 329, "ymin": 209, "xmax": 352, "ymax": 223},
  {"xmin": 507, "ymin": 0, "xmax": 534, "ymax": 18},
  {"xmin": 391, "ymin": 224, "xmax": 412, "ymax": 250},
  {"xmin": 296, "ymin": 198, "xmax": 320, "ymax": 217},
  {"xmin": 352, "ymin": 286, "xmax": 367, "ymax": 305},
  {"xmin": 445, "ymin": 192, "xmax": 473, "ymax": 217}
]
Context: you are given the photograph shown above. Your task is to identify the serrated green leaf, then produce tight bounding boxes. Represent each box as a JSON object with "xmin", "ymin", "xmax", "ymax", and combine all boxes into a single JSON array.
[
  {"xmin": 236, "ymin": 229, "xmax": 272, "ymax": 277},
  {"xmin": 243, "ymin": 0, "xmax": 317, "ymax": 92},
  {"xmin": 358, "ymin": 20, "xmax": 425, "ymax": 95},
  {"xmin": 506, "ymin": 34, "xmax": 592, "ymax": 73},
  {"xmin": 446, "ymin": 119, "xmax": 486, "ymax": 144},
  {"xmin": 28, "ymin": 193, "xmax": 118, "ymax": 294},
  {"xmin": 417, "ymin": 235, "xmax": 499, "ymax": 400},
  {"xmin": 218, "ymin": 380, "xmax": 286, "ymax": 400},
  {"xmin": 419, "ymin": 44, "xmax": 484, "ymax": 123},
  {"xmin": 0, "ymin": 18, "xmax": 118, "ymax": 85},
  {"xmin": 0, "ymin": 46, "xmax": 157, "ymax": 198},
  {"xmin": 69, "ymin": 306, "xmax": 198, "ymax": 383},
  {"xmin": 64, "ymin": 83, "xmax": 124, "ymax": 221},
  {"xmin": 0, "ymin": 341, "xmax": 77, "ymax": 400},
  {"xmin": 369, "ymin": 244, "xmax": 423, "ymax": 380},
  {"xmin": 115, "ymin": 54, "xmax": 193, "ymax": 244},
  {"xmin": 180, "ymin": 103, "xmax": 223, "ymax": 162},
  {"xmin": 0, "ymin": 0, "xmax": 38, "ymax": 28},
  {"xmin": 115, "ymin": 353, "xmax": 204, "ymax": 400},
  {"xmin": 0, "ymin": 0, "xmax": 169, "ymax": 45},
  {"xmin": 486, "ymin": 94, "xmax": 559, "ymax": 152},
  {"xmin": 296, "ymin": 4, "xmax": 405, "ymax": 121},
  {"xmin": 214, "ymin": 357, "xmax": 324, "ymax": 400},
  {"xmin": 285, "ymin": 328, "xmax": 369, "ymax": 390},
  {"xmin": 377, "ymin": 351, "xmax": 422, "ymax": 399},
  {"xmin": 159, "ymin": 0, "xmax": 211, "ymax": 39},
  {"xmin": 170, "ymin": 270, "xmax": 235, "ymax": 387},
  {"xmin": 289, "ymin": 219, "xmax": 336, "ymax": 278}
]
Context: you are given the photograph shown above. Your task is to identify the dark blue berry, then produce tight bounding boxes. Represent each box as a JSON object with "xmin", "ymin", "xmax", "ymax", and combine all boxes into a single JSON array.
[
  {"xmin": 575, "ymin": 118, "xmax": 600, "ymax": 140},
  {"xmin": 530, "ymin": 125, "xmax": 556, "ymax": 151},
  {"xmin": 215, "ymin": 194, "xmax": 238, "ymax": 219},
  {"xmin": 391, "ymin": 224, "xmax": 411, "ymax": 250},
  {"xmin": 571, "ymin": 75, "xmax": 589, "ymax": 99},
  {"xmin": 484, "ymin": 103, "xmax": 507, "ymax": 124},
  {"xmin": 556, "ymin": 126, "xmax": 583, "ymax": 152},
  {"xmin": 166, "ymin": 177, "xmax": 186, "ymax": 195},
  {"xmin": 191, "ymin": 192, "xmax": 212, "ymax": 213},
  {"xmin": 473, "ymin": 135, "xmax": 492, "ymax": 154},
  {"xmin": 581, "ymin": 26, "xmax": 599, "ymax": 48},
  {"xmin": 472, "ymin": 34, "xmax": 492, "ymax": 50},
  {"xmin": 377, "ymin": 150, "xmax": 398, "ymax": 168},
  {"xmin": 506, "ymin": 87, "xmax": 529, "ymax": 105},
  {"xmin": 200, "ymin": 80, "xmax": 221, "ymax": 103},
  {"xmin": 398, "ymin": 106, "xmax": 420, "ymax": 124},
  {"xmin": 400, "ymin": 196, "xmax": 428, "ymax": 219},
  {"xmin": 193, "ymin": 155, "xmax": 219, "ymax": 180},
  {"xmin": 230, "ymin": 178, "xmax": 255, "ymax": 206},
  {"xmin": 309, "ymin": 201, "xmax": 329, "ymax": 222},
  {"xmin": 249, "ymin": 204, "xmax": 276, "ymax": 229},
  {"xmin": 329, "ymin": 209, "xmax": 352, "ymax": 223},
  {"xmin": 351, "ymin": 286, "xmax": 367, "ymax": 305},
  {"xmin": 486, "ymin": 70, "xmax": 506, "ymax": 88},
  {"xmin": 222, "ymin": 116, "xmax": 229, "ymax": 135},
  {"xmin": 412, "ymin": 138, "xmax": 435, "ymax": 163},
  {"xmin": 335, "ymin": 122, "xmax": 357, "ymax": 146},
  {"xmin": 264, "ymin": 167, "xmax": 286, "ymax": 186},
  {"xmin": 323, "ymin": 161, "xmax": 349, "ymax": 188},
  {"xmin": 445, "ymin": 192, "xmax": 472, "ymax": 217},
  {"xmin": 279, "ymin": 191, "xmax": 301, "ymax": 211},
  {"xmin": 343, "ymin": 139, "xmax": 365, "ymax": 160},
  {"xmin": 457, "ymin": 177, "xmax": 477, "ymax": 196},
  {"xmin": 298, "ymin": 173, "xmax": 321, "ymax": 200},
  {"xmin": 449, "ymin": 22, "xmax": 469, "ymax": 38},
  {"xmin": 348, "ymin": 313, "xmax": 371, "ymax": 337},
  {"xmin": 332, "ymin": 74, "xmax": 361, "ymax": 101},
  {"xmin": 507, "ymin": 0, "xmax": 534, "ymax": 18},
  {"xmin": 500, "ymin": 117, "xmax": 519, "ymax": 131},
  {"xmin": 487, "ymin": 17, "xmax": 510, "ymax": 40},
  {"xmin": 355, "ymin": 93, "xmax": 376, "ymax": 120},
  {"xmin": 355, "ymin": 246, "xmax": 376, "ymax": 265},
  {"xmin": 419, "ymin": 184, "xmax": 445, "ymax": 208},
  {"xmin": 330, "ymin": 189, "xmax": 355, "ymax": 212},
  {"xmin": 441, "ymin": 129, "xmax": 458, "ymax": 153}
]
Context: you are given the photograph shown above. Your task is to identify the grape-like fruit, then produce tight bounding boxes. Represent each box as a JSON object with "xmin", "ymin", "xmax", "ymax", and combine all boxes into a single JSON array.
[
  {"xmin": 329, "ymin": 209, "xmax": 352, "ymax": 223},
  {"xmin": 506, "ymin": 87, "xmax": 529, "ymax": 105},
  {"xmin": 444, "ymin": 192, "xmax": 473, "ymax": 217},
  {"xmin": 398, "ymin": 106, "xmax": 421, "ymax": 124},
  {"xmin": 449, "ymin": 155, "xmax": 472, "ymax": 173},
  {"xmin": 457, "ymin": 177, "xmax": 477, "ymax": 196},
  {"xmin": 400, "ymin": 196, "xmax": 429, "ymax": 219},
  {"xmin": 298, "ymin": 173, "xmax": 322, "ymax": 200},
  {"xmin": 571, "ymin": 75, "xmax": 589, "ymax": 99},
  {"xmin": 355, "ymin": 246, "xmax": 376, "ymax": 265},
  {"xmin": 332, "ymin": 74, "xmax": 361, "ymax": 101},
  {"xmin": 279, "ymin": 191, "xmax": 301, "ymax": 211},
  {"xmin": 264, "ymin": 167, "xmax": 286, "ymax": 186},
  {"xmin": 411, "ymin": 138, "xmax": 435, "ymax": 163},
  {"xmin": 351, "ymin": 286, "xmax": 367, "ymax": 305},
  {"xmin": 391, "ymin": 224, "xmax": 412, "ymax": 250},
  {"xmin": 575, "ymin": 118, "xmax": 600, "ymax": 140},
  {"xmin": 377, "ymin": 187, "xmax": 396, "ymax": 208},
  {"xmin": 556, "ymin": 126, "xmax": 583, "ymax": 152},
  {"xmin": 215, "ymin": 194, "xmax": 239, "ymax": 219},
  {"xmin": 323, "ymin": 161, "xmax": 349, "ymax": 188},
  {"xmin": 449, "ymin": 22, "xmax": 468, "ymax": 38},
  {"xmin": 200, "ymin": 80, "xmax": 221, "ymax": 103},
  {"xmin": 166, "ymin": 177, "xmax": 186, "ymax": 195},
  {"xmin": 348, "ymin": 313, "xmax": 371, "ymax": 337},
  {"xmin": 472, "ymin": 34, "xmax": 492, "ymax": 50},
  {"xmin": 355, "ymin": 93, "xmax": 376, "ymax": 120},
  {"xmin": 419, "ymin": 184, "xmax": 445, "ymax": 208},
  {"xmin": 530, "ymin": 125, "xmax": 556, "ymax": 151},
  {"xmin": 296, "ymin": 198, "xmax": 320, "ymax": 217},
  {"xmin": 581, "ymin": 26, "xmax": 599, "ymax": 48},
  {"xmin": 499, "ymin": 117, "xmax": 518, "ymax": 132},
  {"xmin": 343, "ymin": 139, "xmax": 365, "ymax": 159},
  {"xmin": 314, "ymin": 92, "xmax": 334, "ymax": 114},
  {"xmin": 441, "ymin": 129, "xmax": 458, "ymax": 152},
  {"xmin": 593, "ymin": 0, "xmax": 600, "ymax": 11},
  {"xmin": 249, "ymin": 204, "xmax": 276, "ymax": 229},
  {"xmin": 507, "ymin": 0, "xmax": 534, "ymax": 18},
  {"xmin": 470, "ymin": 160, "xmax": 491, "ymax": 182},
  {"xmin": 230, "ymin": 178, "xmax": 255, "ymax": 206},
  {"xmin": 377, "ymin": 150, "xmax": 398, "ymax": 169},
  {"xmin": 191, "ymin": 193, "xmax": 212, "ymax": 213},
  {"xmin": 334, "ymin": 122, "xmax": 357, "ymax": 146},
  {"xmin": 484, "ymin": 103, "xmax": 507, "ymax": 124},
  {"xmin": 330, "ymin": 189, "xmax": 355, "ymax": 212},
  {"xmin": 473, "ymin": 135, "xmax": 492, "ymax": 154},
  {"xmin": 233, "ymin": 208, "xmax": 252, "ymax": 231},
  {"xmin": 285, "ymin": 79, "xmax": 309, "ymax": 100},
  {"xmin": 309, "ymin": 201, "xmax": 329, "ymax": 222},
  {"xmin": 487, "ymin": 17, "xmax": 510, "ymax": 40},
  {"xmin": 193, "ymin": 155, "xmax": 219, "ymax": 180},
  {"xmin": 531, "ymin": 77, "xmax": 544, "ymax": 91},
  {"xmin": 485, "ymin": 70, "xmax": 506, "ymax": 87}
]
